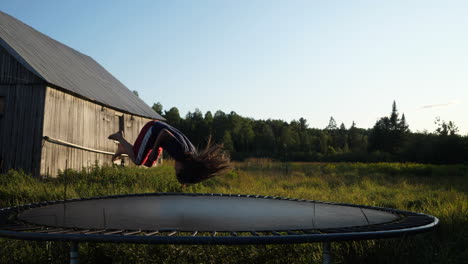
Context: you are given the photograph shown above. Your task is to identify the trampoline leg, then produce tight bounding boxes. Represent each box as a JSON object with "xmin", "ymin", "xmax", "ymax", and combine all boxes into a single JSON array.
[
  {"xmin": 322, "ymin": 242, "xmax": 331, "ymax": 264},
  {"xmin": 70, "ymin": 241, "xmax": 79, "ymax": 264}
]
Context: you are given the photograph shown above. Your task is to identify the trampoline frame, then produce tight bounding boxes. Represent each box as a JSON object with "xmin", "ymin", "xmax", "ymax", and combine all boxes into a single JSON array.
[
  {"xmin": 0, "ymin": 192, "xmax": 439, "ymax": 263},
  {"xmin": 0, "ymin": 192, "xmax": 439, "ymax": 243}
]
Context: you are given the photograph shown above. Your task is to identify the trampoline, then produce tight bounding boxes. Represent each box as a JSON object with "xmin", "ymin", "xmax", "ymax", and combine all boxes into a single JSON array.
[{"xmin": 0, "ymin": 192, "xmax": 438, "ymax": 263}]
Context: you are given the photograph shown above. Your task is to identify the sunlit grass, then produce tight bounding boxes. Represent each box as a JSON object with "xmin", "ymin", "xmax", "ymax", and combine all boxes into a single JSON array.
[{"xmin": 0, "ymin": 162, "xmax": 466, "ymax": 263}]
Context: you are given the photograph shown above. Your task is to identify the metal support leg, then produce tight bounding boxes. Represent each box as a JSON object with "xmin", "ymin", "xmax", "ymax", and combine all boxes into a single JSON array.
[
  {"xmin": 322, "ymin": 242, "xmax": 331, "ymax": 264},
  {"xmin": 70, "ymin": 241, "xmax": 79, "ymax": 264}
]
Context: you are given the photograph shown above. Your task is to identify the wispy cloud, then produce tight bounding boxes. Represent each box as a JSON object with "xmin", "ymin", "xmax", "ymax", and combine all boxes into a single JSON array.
[{"xmin": 420, "ymin": 100, "xmax": 461, "ymax": 109}]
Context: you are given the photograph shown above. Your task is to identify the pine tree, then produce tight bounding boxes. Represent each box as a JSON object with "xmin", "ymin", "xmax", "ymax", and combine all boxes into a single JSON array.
[
  {"xmin": 399, "ymin": 113, "xmax": 409, "ymax": 133},
  {"xmin": 369, "ymin": 101, "xmax": 410, "ymax": 154},
  {"xmin": 326, "ymin": 116, "xmax": 338, "ymax": 130},
  {"xmin": 389, "ymin": 100, "xmax": 399, "ymax": 130}
]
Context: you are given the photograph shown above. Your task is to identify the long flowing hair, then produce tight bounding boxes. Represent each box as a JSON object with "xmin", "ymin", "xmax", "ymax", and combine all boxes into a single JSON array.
[{"xmin": 176, "ymin": 137, "xmax": 232, "ymax": 184}]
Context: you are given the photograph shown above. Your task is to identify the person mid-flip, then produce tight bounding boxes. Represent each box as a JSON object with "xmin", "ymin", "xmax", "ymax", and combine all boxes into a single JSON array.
[{"xmin": 108, "ymin": 120, "xmax": 231, "ymax": 186}]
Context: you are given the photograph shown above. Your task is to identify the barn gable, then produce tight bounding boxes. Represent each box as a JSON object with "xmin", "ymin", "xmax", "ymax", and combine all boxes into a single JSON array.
[
  {"xmin": 0, "ymin": 45, "xmax": 44, "ymax": 85},
  {"xmin": 0, "ymin": 11, "xmax": 163, "ymax": 120}
]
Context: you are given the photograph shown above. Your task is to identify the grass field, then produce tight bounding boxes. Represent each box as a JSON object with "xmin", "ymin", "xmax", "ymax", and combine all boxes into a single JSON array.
[{"xmin": 0, "ymin": 162, "xmax": 466, "ymax": 263}]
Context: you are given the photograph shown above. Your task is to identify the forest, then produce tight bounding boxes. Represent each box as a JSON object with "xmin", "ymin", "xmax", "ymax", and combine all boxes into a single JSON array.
[{"xmin": 151, "ymin": 101, "xmax": 467, "ymax": 164}]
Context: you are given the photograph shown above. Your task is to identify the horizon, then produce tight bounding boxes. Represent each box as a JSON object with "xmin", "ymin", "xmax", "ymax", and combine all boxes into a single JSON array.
[{"xmin": 2, "ymin": 1, "xmax": 467, "ymax": 135}]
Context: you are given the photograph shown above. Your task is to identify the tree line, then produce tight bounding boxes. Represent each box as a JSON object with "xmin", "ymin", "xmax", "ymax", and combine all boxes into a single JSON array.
[{"xmin": 152, "ymin": 101, "xmax": 468, "ymax": 164}]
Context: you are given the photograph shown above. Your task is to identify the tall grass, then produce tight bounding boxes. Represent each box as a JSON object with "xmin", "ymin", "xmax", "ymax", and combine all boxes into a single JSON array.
[{"xmin": 0, "ymin": 162, "xmax": 466, "ymax": 263}]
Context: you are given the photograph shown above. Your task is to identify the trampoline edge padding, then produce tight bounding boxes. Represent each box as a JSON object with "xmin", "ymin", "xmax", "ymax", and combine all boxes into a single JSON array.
[{"xmin": 0, "ymin": 192, "xmax": 439, "ymax": 245}]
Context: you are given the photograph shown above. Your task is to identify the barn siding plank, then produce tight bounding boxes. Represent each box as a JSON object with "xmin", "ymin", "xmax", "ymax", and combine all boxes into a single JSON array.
[{"xmin": 0, "ymin": 84, "xmax": 45, "ymax": 176}]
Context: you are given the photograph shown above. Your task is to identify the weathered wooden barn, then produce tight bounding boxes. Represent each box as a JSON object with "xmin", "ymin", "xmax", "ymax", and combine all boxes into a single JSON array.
[{"xmin": 0, "ymin": 11, "xmax": 164, "ymax": 177}]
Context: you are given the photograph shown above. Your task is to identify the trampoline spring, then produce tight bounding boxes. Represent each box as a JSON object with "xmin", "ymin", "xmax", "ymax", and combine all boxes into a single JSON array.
[
  {"xmin": 123, "ymin": 230, "xmax": 142, "ymax": 236},
  {"xmin": 37, "ymin": 228, "xmax": 65, "ymax": 233},
  {"xmin": 271, "ymin": 231, "xmax": 281, "ymax": 236},
  {"xmin": 211, "ymin": 231, "xmax": 217, "ymax": 237},
  {"xmin": 191, "ymin": 231, "xmax": 198, "ymax": 236},
  {"xmin": 104, "ymin": 230, "xmax": 125, "ymax": 235},
  {"xmin": 167, "ymin": 231, "xmax": 177, "ymax": 236},
  {"xmin": 84, "ymin": 229, "xmax": 106, "ymax": 235},
  {"xmin": 10, "ymin": 226, "xmax": 43, "ymax": 232},
  {"xmin": 47, "ymin": 229, "xmax": 75, "ymax": 234},
  {"xmin": 66, "ymin": 229, "xmax": 90, "ymax": 235},
  {"xmin": 144, "ymin": 231, "xmax": 160, "ymax": 236}
]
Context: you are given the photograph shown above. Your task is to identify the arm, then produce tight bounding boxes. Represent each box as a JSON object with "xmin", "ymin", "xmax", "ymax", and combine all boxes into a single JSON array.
[
  {"xmin": 148, "ymin": 129, "xmax": 175, "ymax": 162},
  {"xmin": 152, "ymin": 129, "xmax": 174, "ymax": 152}
]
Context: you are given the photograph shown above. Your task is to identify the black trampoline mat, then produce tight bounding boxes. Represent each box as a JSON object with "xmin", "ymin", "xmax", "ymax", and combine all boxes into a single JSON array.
[{"xmin": 18, "ymin": 195, "xmax": 399, "ymax": 232}]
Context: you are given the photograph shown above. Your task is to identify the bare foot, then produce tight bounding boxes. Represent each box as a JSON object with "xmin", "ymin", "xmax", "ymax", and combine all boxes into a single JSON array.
[
  {"xmin": 112, "ymin": 153, "xmax": 121, "ymax": 162},
  {"xmin": 108, "ymin": 131, "xmax": 124, "ymax": 141}
]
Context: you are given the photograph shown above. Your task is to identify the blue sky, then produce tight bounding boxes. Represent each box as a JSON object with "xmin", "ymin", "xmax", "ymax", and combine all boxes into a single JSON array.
[{"xmin": 2, "ymin": 1, "xmax": 467, "ymax": 134}]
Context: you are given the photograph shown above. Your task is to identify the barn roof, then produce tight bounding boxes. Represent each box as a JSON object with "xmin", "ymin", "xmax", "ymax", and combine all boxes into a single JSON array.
[{"xmin": 0, "ymin": 11, "xmax": 163, "ymax": 120}]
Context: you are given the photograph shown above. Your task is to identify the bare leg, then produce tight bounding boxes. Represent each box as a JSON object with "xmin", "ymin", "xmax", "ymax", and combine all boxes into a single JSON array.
[
  {"xmin": 108, "ymin": 131, "xmax": 137, "ymax": 164},
  {"xmin": 112, "ymin": 143, "xmax": 125, "ymax": 162}
]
